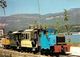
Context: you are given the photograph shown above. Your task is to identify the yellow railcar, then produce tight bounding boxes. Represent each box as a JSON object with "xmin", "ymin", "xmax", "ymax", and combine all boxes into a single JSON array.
[
  {"xmin": 1, "ymin": 38, "xmax": 10, "ymax": 48},
  {"xmin": 1, "ymin": 38, "xmax": 10, "ymax": 45}
]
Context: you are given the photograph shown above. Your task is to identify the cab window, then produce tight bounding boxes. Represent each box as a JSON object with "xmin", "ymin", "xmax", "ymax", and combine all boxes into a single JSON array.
[{"xmin": 23, "ymin": 33, "xmax": 29, "ymax": 39}]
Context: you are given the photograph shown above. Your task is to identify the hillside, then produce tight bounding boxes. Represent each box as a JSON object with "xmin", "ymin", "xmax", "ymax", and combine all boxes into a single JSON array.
[{"xmin": 0, "ymin": 8, "xmax": 80, "ymax": 32}]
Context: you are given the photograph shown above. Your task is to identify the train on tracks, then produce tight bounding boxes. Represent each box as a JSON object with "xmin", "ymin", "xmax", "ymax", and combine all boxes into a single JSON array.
[{"xmin": 0, "ymin": 28, "xmax": 71, "ymax": 56}]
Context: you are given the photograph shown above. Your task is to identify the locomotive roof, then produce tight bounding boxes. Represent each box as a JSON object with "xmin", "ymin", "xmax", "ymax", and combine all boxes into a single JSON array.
[
  {"xmin": 24, "ymin": 29, "xmax": 34, "ymax": 32},
  {"xmin": 12, "ymin": 31, "xmax": 21, "ymax": 34},
  {"xmin": 57, "ymin": 33, "xmax": 65, "ymax": 37}
]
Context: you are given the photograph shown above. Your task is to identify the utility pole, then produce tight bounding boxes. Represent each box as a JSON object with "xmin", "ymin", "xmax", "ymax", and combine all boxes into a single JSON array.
[
  {"xmin": 37, "ymin": 0, "xmax": 41, "ymax": 57},
  {"xmin": 0, "ymin": 0, "xmax": 7, "ymax": 35},
  {"xmin": 37, "ymin": 0, "xmax": 42, "ymax": 29}
]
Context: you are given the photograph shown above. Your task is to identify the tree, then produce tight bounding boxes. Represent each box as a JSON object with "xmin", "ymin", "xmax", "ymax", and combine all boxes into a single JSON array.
[
  {"xmin": 54, "ymin": 9, "xmax": 72, "ymax": 34},
  {"xmin": 64, "ymin": 9, "xmax": 68, "ymax": 21},
  {"xmin": 64, "ymin": 9, "xmax": 71, "ymax": 35},
  {"xmin": 54, "ymin": 18, "xmax": 64, "ymax": 33}
]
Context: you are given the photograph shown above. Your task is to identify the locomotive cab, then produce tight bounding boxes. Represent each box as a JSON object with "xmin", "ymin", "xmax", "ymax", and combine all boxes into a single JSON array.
[
  {"xmin": 10, "ymin": 31, "xmax": 23, "ymax": 49},
  {"xmin": 21, "ymin": 29, "xmax": 38, "ymax": 52},
  {"xmin": 54, "ymin": 34, "xmax": 70, "ymax": 54},
  {"xmin": 21, "ymin": 29, "xmax": 33, "ymax": 48},
  {"xmin": 56, "ymin": 34, "xmax": 65, "ymax": 45}
]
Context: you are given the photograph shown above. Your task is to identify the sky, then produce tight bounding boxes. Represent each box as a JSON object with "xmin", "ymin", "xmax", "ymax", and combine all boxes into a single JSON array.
[{"xmin": 0, "ymin": 0, "xmax": 80, "ymax": 16}]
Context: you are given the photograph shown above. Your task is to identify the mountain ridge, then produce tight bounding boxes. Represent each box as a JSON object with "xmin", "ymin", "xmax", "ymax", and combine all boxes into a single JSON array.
[{"xmin": 0, "ymin": 8, "xmax": 80, "ymax": 32}]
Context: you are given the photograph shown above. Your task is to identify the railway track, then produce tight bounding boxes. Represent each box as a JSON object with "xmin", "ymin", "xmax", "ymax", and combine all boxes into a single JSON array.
[
  {"xmin": 0, "ymin": 48, "xmax": 47, "ymax": 57},
  {"xmin": 0, "ymin": 48, "xmax": 79, "ymax": 57}
]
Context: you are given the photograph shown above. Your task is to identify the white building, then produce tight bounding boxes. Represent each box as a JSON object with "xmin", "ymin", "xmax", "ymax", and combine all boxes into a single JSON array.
[{"xmin": 0, "ymin": 28, "xmax": 4, "ymax": 36}]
